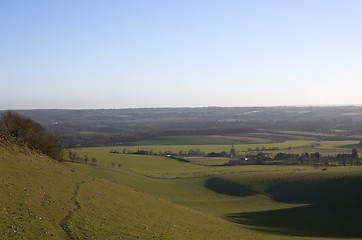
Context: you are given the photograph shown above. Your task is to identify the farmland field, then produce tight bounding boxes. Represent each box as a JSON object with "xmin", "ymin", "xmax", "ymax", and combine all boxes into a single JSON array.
[
  {"xmin": 135, "ymin": 134, "xmax": 274, "ymax": 145},
  {"xmin": 1, "ymin": 136, "xmax": 260, "ymax": 240},
  {"xmin": 6, "ymin": 105, "xmax": 362, "ymax": 239},
  {"xmin": 68, "ymin": 139, "xmax": 362, "ymax": 240},
  {"xmin": 111, "ymin": 139, "xmax": 360, "ymax": 158}
]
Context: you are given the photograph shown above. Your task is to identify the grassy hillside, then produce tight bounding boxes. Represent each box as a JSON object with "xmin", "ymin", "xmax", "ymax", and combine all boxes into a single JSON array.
[
  {"xmin": 68, "ymin": 146, "xmax": 362, "ymax": 240},
  {"xmin": 1, "ymin": 135, "xmax": 264, "ymax": 240},
  {"xmin": 3, "ymin": 132, "xmax": 362, "ymax": 240},
  {"xmin": 66, "ymin": 178, "xmax": 260, "ymax": 240},
  {"xmin": 0, "ymin": 135, "xmax": 86, "ymax": 239},
  {"xmin": 216, "ymin": 170, "xmax": 362, "ymax": 238}
]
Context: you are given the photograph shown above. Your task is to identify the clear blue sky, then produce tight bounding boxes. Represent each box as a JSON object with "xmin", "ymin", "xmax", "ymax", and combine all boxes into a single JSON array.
[{"xmin": 1, "ymin": 0, "xmax": 361, "ymax": 109}]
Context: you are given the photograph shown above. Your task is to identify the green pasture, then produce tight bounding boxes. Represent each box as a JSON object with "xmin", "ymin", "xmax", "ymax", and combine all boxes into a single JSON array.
[
  {"xmin": 2, "ymin": 138, "xmax": 264, "ymax": 240},
  {"xmin": 4, "ymin": 132, "xmax": 362, "ymax": 239},
  {"xmin": 276, "ymin": 130, "xmax": 335, "ymax": 137},
  {"xmin": 185, "ymin": 157, "xmax": 231, "ymax": 165},
  {"xmin": 67, "ymin": 140, "xmax": 362, "ymax": 239},
  {"xmin": 70, "ymin": 140, "xmax": 361, "ymax": 176},
  {"xmin": 115, "ymin": 140, "xmax": 311, "ymax": 155},
  {"xmin": 317, "ymin": 140, "xmax": 359, "ymax": 149},
  {"xmin": 68, "ymin": 144, "xmax": 362, "ymax": 239},
  {"xmin": 221, "ymin": 169, "xmax": 362, "ymax": 238},
  {"xmin": 66, "ymin": 153, "xmax": 313, "ymax": 221},
  {"xmin": 111, "ymin": 139, "xmax": 361, "ymax": 158},
  {"xmin": 67, "ymin": 177, "xmax": 262, "ymax": 240},
  {"xmin": 263, "ymin": 140, "xmax": 360, "ymax": 156},
  {"xmin": 134, "ymin": 130, "xmax": 346, "ymax": 147},
  {"xmin": 70, "ymin": 146, "xmax": 321, "ymax": 179}
]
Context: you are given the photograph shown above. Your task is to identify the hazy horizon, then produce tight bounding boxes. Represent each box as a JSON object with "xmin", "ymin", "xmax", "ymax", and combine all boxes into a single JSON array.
[
  {"xmin": 3, "ymin": 104, "xmax": 362, "ymax": 112},
  {"xmin": 2, "ymin": 1, "xmax": 362, "ymax": 109}
]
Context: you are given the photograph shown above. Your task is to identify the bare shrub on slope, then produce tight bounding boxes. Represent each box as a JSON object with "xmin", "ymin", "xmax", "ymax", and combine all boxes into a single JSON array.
[{"xmin": 0, "ymin": 111, "xmax": 63, "ymax": 161}]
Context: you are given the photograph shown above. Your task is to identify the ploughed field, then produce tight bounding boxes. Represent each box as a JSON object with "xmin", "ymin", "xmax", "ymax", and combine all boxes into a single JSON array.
[{"xmin": 69, "ymin": 139, "xmax": 362, "ymax": 240}]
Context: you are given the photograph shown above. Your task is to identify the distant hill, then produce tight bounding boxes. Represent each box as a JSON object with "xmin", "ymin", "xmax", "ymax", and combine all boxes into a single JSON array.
[
  {"xmin": 0, "ymin": 134, "xmax": 253, "ymax": 239},
  {"xmin": 4, "ymin": 106, "xmax": 362, "ymax": 147}
]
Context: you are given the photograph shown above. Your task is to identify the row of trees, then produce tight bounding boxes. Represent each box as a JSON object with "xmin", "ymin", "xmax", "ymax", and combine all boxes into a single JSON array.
[
  {"xmin": 113, "ymin": 145, "xmax": 360, "ymax": 167},
  {"xmin": 110, "ymin": 148, "xmax": 210, "ymax": 157},
  {"xmin": 228, "ymin": 149, "xmax": 360, "ymax": 166},
  {"xmin": 67, "ymin": 150, "xmax": 97, "ymax": 166},
  {"xmin": 247, "ymin": 146, "xmax": 280, "ymax": 152},
  {"xmin": 0, "ymin": 111, "xmax": 63, "ymax": 161},
  {"xmin": 112, "ymin": 146, "xmax": 258, "ymax": 159}
]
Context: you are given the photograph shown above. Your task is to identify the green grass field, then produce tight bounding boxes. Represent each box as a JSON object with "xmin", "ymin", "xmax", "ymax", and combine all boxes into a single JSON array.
[
  {"xmin": 108, "ymin": 139, "xmax": 361, "ymax": 160},
  {"xmin": 68, "ymin": 143, "xmax": 362, "ymax": 239},
  {"xmin": 0, "ymin": 137, "xmax": 86, "ymax": 239},
  {"xmin": 185, "ymin": 156, "xmax": 231, "ymax": 165},
  {"xmin": 3, "ymin": 133, "xmax": 362, "ymax": 239},
  {"xmin": 1, "ymin": 136, "xmax": 264, "ymax": 240},
  {"xmin": 133, "ymin": 130, "xmax": 345, "ymax": 146},
  {"xmin": 115, "ymin": 140, "xmax": 311, "ymax": 155}
]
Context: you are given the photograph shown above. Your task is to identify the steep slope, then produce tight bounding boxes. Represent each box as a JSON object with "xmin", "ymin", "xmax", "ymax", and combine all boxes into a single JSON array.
[
  {"xmin": 0, "ymin": 135, "xmax": 86, "ymax": 239},
  {"xmin": 0, "ymin": 135, "xmax": 254, "ymax": 239},
  {"xmin": 68, "ymin": 178, "xmax": 255, "ymax": 240}
]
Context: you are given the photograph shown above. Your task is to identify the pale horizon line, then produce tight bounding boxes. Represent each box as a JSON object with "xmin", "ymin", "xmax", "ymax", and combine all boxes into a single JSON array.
[{"xmin": 2, "ymin": 104, "xmax": 362, "ymax": 111}]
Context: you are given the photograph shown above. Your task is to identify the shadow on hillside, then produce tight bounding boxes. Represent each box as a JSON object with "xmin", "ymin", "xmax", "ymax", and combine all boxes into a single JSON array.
[
  {"xmin": 227, "ymin": 176, "xmax": 362, "ymax": 238},
  {"xmin": 228, "ymin": 204, "xmax": 362, "ymax": 238},
  {"xmin": 204, "ymin": 177, "xmax": 255, "ymax": 197},
  {"xmin": 334, "ymin": 143, "xmax": 359, "ymax": 149},
  {"xmin": 268, "ymin": 175, "xmax": 362, "ymax": 204}
]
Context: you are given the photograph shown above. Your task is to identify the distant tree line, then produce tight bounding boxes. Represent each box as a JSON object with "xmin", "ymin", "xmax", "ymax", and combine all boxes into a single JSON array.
[
  {"xmin": 0, "ymin": 111, "xmax": 63, "ymax": 161},
  {"xmin": 11, "ymin": 107, "xmax": 362, "ymax": 148},
  {"xmin": 110, "ymin": 148, "xmax": 209, "ymax": 157},
  {"xmin": 228, "ymin": 149, "xmax": 360, "ymax": 167},
  {"xmin": 247, "ymin": 146, "xmax": 280, "ymax": 152},
  {"xmin": 112, "ymin": 146, "xmax": 360, "ymax": 167},
  {"xmin": 110, "ymin": 146, "xmax": 241, "ymax": 160}
]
